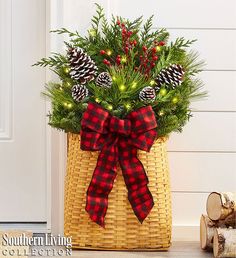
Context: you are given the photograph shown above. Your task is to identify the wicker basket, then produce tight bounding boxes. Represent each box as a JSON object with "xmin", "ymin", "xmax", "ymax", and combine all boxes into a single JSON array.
[{"xmin": 64, "ymin": 133, "xmax": 172, "ymax": 250}]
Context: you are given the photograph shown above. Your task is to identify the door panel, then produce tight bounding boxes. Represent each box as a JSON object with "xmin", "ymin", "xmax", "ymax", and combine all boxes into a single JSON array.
[{"xmin": 0, "ymin": 0, "xmax": 47, "ymax": 222}]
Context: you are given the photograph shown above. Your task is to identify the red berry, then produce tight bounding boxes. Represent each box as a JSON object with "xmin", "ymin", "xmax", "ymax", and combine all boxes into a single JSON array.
[
  {"xmin": 100, "ymin": 50, "xmax": 106, "ymax": 55},
  {"xmin": 103, "ymin": 59, "xmax": 108, "ymax": 64},
  {"xmin": 151, "ymin": 62, "xmax": 156, "ymax": 67},
  {"xmin": 139, "ymin": 55, "xmax": 143, "ymax": 59},
  {"xmin": 128, "ymin": 31, "xmax": 133, "ymax": 36},
  {"xmin": 133, "ymin": 40, "xmax": 137, "ymax": 46},
  {"xmin": 152, "ymin": 47, "xmax": 157, "ymax": 53},
  {"xmin": 142, "ymin": 46, "xmax": 147, "ymax": 52},
  {"xmin": 117, "ymin": 55, "xmax": 121, "ymax": 58},
  {"xmin": 125, "ymin": 46, "xmax": 129, "ymax": 52},
  {"xmin": 159, "ymin": 41, "xmax": 165, "ymax": 46},
  {"xmin": 117, "ymin": 20, "xmax": 121, "ymax": 25},
  {"xmin": 121, "ymin": 23, "xmax": 125, "ymax": 27},
  {"xmin": 152, "ymin": 55, "xmax": 158, "ymax": 61},
  {"xmin": 122, "ymin": 28, "xmax": 127, "ymax": 34}
]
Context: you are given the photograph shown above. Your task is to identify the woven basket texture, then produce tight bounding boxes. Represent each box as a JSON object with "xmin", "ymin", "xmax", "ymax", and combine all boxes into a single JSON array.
[{"xmin": 64, "ymin": 133, "xmax": 172, "ymax": 250}]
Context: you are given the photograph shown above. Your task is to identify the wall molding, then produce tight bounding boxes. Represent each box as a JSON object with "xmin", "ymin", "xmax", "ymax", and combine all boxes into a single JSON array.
[
  {"xmin": 0, "ymin": 0, "xmax": 13, "ymax": 141},
  {"xmin": 49, "ymin": 0, "xmax": 67, "ymax": 235},
  {"xmin": 0, "ymin": 223, "xmax": 49, "ymax": 233}
]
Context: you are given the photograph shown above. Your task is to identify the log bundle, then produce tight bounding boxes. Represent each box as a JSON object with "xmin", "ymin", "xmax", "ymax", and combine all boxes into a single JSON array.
[
  {"xmin": 207, "ymin": 192, "xmax": 236, "ymax": 222},
  {"xmin": 213, "ymin": 228, "xmax": 236, "ymax": 257},
  {"xmin": 200, "ymin": 192, "xmax": 236, "ymax": 257}
]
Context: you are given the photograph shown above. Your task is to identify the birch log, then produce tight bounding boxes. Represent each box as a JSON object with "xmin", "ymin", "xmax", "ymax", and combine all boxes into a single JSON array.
[
  {"xmin": 213, "ymin": 228, "xmax": 236, "ymax": 257},
  {"xmin": 207, "ymin": 192, "xmax": 236, "ymax": 221},
  {"xmin": 200, "ymin": 214, "xmax": 215, "ymax": 250}
]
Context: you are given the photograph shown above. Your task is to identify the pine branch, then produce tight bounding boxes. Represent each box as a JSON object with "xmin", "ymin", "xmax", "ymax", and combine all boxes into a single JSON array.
[
  {"xmin": 140, "ymin": 15, "xmax": 154, "ymax": 44},
  {"xmin": 51, "ymin": 28, "xmax": 77, "ymax": 37},
  {"xmin": 33, "ymin": 53, "xmax": 67, "ymax": 68},
  {"xmin": 91, "ymin": 3, "xmax": 105, "ymax": 32},
  {"xmin": 126, "ymin": 16, "xmax": 143, "ymax": 31},
  {"xmin": 171, "ymin": 37, "xmax": 196, "ymax": 48}
]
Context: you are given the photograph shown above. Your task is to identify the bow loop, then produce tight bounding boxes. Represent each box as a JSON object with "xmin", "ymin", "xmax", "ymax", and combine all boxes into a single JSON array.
[
  {"xmin": 82, "ymin": 103, "xmax": 110, "ymax": 133},
  {"xmin": 127, "ymin": 106, "xmax": 157, "ymax": 134},
  {"xmin": 109, "ymin": 116, "xmax": 131, "ymax": 136}
]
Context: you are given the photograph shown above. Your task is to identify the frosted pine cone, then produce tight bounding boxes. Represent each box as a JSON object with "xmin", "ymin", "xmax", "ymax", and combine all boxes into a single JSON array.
[
  {"xmin": 68, "ymin": 48, "xmax": 98, "ymax": 84},
  {"xmin": 139, "ymin": 86, "xmax": 156, "ymax": 103},
  {"xmin": 71, "ymin": 84, "xmax": 89, "ymax": 102},
  {"xmin": 155, "ymin": 64, "xmax": 185, "ymax": 90},
  {"xmin": 95, "ymin": 72, "xmax": 112, "ymax": 88}
]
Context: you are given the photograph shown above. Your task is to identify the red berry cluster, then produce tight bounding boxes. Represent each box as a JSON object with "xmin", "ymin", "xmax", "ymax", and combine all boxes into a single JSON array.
[
  {"xmin": 99, "ymin": 50, "xmax": 111, "ymax": 66},
  {"xmin": 117, "ymin": 20, "xmax": 137, "ymax": 55},
  {"xmin": 98, "ymin": 19, "xmax": 166, "ymax": 74},
  {"xmin": 139, "ymin": 40, "xmax": 165, "ymax": 76}
]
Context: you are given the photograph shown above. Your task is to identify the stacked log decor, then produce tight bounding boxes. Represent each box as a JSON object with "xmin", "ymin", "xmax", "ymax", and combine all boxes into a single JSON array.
[
  {"xmin": 200, "ymin": 214, "xmax": 216, "ymax": 250},
  {"xmin": 213, "ymin": 228, "xmax": 236, "ymax": 257},
  {"xmin": 207, "ymin": 192, "xmax": 236, "ymax": 221},
  {"xmin": 200, "ymin": 192, "xmax": 236, "ymax": 257}
]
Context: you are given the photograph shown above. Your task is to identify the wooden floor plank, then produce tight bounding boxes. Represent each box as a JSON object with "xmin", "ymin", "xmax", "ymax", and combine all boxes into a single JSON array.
[{"xmin": 65, "ymin": 242, "xmax": 213, "ymax": 258}]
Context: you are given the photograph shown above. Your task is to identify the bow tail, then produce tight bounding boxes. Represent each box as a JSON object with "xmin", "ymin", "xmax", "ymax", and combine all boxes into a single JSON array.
[
  {"xmin": 85, "ymin": 142, "xmax": 118, "ymax": 227},
  {"xmin": 118, "ymin": 141, "xmax": 154, "ymax": 223}
]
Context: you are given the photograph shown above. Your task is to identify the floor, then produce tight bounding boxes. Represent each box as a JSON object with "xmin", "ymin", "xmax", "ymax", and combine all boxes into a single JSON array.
[{"xmin": 42, "ymin": 242, "xmax": 213, "ymax": 258}]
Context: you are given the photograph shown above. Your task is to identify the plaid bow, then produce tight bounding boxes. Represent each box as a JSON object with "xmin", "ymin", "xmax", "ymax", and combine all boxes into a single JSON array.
[{"xmin": 81, "ymin": 102, "xmax": 157, "ymax": 227}]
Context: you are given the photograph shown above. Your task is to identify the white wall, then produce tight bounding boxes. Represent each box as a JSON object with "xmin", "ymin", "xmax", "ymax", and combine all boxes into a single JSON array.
[{"xmin": 51, "ymin": 0, "xmax": 236, "ymax": 240}]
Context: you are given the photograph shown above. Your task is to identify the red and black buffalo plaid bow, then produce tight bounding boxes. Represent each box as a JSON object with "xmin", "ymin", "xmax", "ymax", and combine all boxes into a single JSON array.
[{"xmin": 81, "ymin": 102, "xmax": 157, "ymax": 227}]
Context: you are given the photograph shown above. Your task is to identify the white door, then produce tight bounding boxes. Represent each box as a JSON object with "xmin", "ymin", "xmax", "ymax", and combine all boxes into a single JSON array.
[{"xmin": 0, "ymin": 0, "xmax": 48, "ymax": 226}]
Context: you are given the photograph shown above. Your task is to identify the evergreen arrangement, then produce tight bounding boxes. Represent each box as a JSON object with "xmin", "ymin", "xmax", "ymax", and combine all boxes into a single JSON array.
[{"xmin": 34, "ymin": 4, "xmax": 206, "ymax": 137}]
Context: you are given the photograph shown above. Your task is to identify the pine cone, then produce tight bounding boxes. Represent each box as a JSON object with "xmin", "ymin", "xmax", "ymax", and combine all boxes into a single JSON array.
[
  {"xmin": 139, "ymin": 86, "xmax": 156, "ymax": 103},
  {"xmin": 155, "ymin": 64, "xmax": 185, "ymax": 90},
  {"xmin": 71, "ymin": 85, "xmax": 89, "ymax": 102},
  {"xmin": 68, "ymin": 48, "xmax": 98, "ymax": 84},
  {"xmin": 96, "ymin": 72, "xmax": 112, "ymax": 88}
]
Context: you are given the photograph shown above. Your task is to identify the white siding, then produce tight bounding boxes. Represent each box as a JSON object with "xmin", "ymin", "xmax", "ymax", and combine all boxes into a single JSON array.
[{"xmin": 58, "ymin": 0, "xmax": 236, "ymax": 240}]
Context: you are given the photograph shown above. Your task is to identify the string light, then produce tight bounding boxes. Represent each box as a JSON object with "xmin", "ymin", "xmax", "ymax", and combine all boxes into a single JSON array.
[
  {"xmin": 155, "ymin": 46, "xmax": 161, "ymax": 52},
  {"xmin": 172, "ymin": 97, "xmax": 179, "ymax": 104},
  {"xmin": 121, "ymin": 56, "xmax": 127, "ymax": 63},
  {"xmin": 160, "ymin": 88, "xmax": 167, "ymax": 96},
  {"xmin": 158, "ymin": 110, "xmax": 165, "ymax": 116},
  {"xmin": 125, "ymin": 103, "xmax": 131, "ymax": 109},
  {"xmin": 112, "ymin": 76, "xmax": 117, "ymax": 81},
  {"xmin": 63, "ymin": 102, "xmax": 73, "ymax": 109},
  {"xmin": 107, "ymin": 104, "xmax": 113, "ymax": 110},
  {"xmin": 63, "ymin": 67, "xmax": 70, "ymax": 74},
  {"xmin": 95, "ymin": 98, "xmax": 101, "ymax": 103},
  {"xmin": 106, "ymin": 49, "xmax": 112, "ymax": 56},
  {"xmin": 119, "ymin": 84, "xmax": 126, "ymax": 91},
  {"xmin": 150, "ymin": 80, "xmax": 156, "ymax": 86},
  {"xmin": 131, "ymin": 82, "xmax": 137, "ymax": 88}
]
